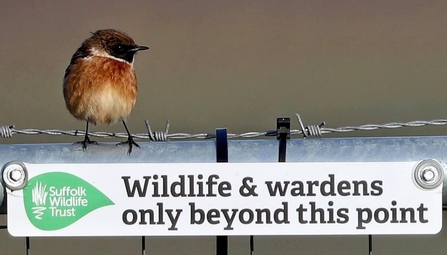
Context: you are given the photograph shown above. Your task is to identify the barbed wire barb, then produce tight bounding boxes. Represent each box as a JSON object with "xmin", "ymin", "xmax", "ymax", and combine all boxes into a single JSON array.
[{"xmin": 294, "ymin": 114, "xmax": 325, "ymax": 138}]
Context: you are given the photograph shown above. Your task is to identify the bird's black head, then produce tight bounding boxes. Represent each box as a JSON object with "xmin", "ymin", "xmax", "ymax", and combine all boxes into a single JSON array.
[{"xmin": 85, "ymin": 29, "xmax": 149, "ymax": 63}]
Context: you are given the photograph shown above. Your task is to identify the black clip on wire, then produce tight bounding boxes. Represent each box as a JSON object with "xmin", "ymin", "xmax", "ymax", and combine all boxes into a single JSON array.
[
  {"xmin": 216, "ymin": 128, "xmax": 228, "ymax": 255},
  {"xmin": 141, "ymin": 236, "xmax": 146, "ymax": 255},
  {"xmin": 277, "ymin": 117, "xmax": 291, "ymax": 162},
  {"xmin": 249, "ymin": 117, "xmax": 291, "ymax": 255},
  {"xmin": 0, "ymin": 195, "xmax": 6, "ymax": 229},
  {"xmin": 26, "ymin": 237, "xmax": 30, "ymax": 255},
  {"xmin": 0, "ymin": 193, "xmax": 6, "ymax": 215}
]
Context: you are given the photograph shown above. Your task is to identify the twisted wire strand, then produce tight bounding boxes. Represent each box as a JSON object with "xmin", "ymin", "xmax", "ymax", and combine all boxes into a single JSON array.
[
  {"xmin": 320, "ymin": 119, "xmax": 447, "ymax": 134},
  {"xmin": 2, "ymin": 119, "xmax": 447, "ymax": 140}
]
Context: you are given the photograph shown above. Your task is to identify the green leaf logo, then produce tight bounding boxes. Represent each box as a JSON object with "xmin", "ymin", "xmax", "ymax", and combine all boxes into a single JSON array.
[{"xmin": 23, "ymin": 172, "xmax": 114, "ymax": 230}]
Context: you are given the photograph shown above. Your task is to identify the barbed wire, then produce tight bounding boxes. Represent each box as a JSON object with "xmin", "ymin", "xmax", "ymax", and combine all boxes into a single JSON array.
[{"xmin": 1, "ymin": 115, "xmax": 446, "ymax": 141}]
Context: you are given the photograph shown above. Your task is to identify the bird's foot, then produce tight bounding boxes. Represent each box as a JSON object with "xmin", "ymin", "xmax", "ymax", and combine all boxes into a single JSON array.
[
  {"xmin": 116, "ymin": 136, "xmax": 140, "ymax": 155},
  {"xmin": 74, "ymin": 136, "xmax": 98, "ymax": 151}
]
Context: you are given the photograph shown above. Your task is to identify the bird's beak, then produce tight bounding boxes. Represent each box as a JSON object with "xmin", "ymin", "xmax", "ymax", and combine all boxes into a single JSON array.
[{"xmin": 133, "ymin": 45, "xmax": 149, "ymax": 51}]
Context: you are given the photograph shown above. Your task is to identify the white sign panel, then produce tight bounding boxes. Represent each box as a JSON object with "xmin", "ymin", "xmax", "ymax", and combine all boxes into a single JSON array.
[{"xmin": 6, "ymin": 162, "xmax": 443, "ymax": 236}]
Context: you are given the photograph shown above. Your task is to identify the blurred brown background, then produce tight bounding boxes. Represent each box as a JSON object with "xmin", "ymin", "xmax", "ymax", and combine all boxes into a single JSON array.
[{"xmin": 1, "ymin": 0, "xmax": 447, "ymax": 254}]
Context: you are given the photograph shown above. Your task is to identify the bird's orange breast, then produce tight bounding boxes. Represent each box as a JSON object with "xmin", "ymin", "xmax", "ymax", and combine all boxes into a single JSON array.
[{"xmin": 63, "ymin": 56, "xmax": 138, "ymax": 125}]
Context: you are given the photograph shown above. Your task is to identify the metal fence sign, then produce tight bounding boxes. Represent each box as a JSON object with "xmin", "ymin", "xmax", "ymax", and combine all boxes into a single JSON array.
[{"xmin": 4, "ymin": 161, "xmax": 443, "ymax": 236}]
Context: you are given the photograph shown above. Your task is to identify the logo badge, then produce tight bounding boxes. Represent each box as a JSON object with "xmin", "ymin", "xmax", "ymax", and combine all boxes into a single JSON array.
[{"xmin": 23, "ymin": 172, "xmax": 114, "ymax": 230}]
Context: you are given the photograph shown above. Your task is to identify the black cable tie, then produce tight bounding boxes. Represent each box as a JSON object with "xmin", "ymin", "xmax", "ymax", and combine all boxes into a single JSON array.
[
  {"xmin": 277, "ymin": 117, "xmax": 290, "ymax": 162},
  {"xmin": 250, "ymin": 235, "xmax": 254, "ymax": 255},
  {"xmin": 216, "ymin": 128, "xmax": 228, "ymax": 255},
  {"xmin": 142, "ymin": 236, "xmax": 146, "ymax": 255},
  {"xmin": 26, "ymin": 237, "xmax": 30, "ymax": 255}
]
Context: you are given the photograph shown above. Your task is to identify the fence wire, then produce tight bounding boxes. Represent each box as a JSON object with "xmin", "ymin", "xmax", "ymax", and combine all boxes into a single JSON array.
[
  {"xmin": 1, "ymin": 116, "xmax": 447, "ymax": 141},
  {"xmin": 2, "ymin": 117, "xmax": 447, "ymax": 255}
]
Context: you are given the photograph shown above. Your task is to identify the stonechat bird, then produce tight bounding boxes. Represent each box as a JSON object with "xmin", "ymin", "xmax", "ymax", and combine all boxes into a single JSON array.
[{"xmin": 63, "ymin": 29, "xmax": 148, "ymax": 154}]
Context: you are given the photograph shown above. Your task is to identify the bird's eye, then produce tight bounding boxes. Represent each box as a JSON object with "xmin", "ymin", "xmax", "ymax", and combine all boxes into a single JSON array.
[{"xmin": 113, "ymin": 44, "xmax": 126, "ymax": 53}]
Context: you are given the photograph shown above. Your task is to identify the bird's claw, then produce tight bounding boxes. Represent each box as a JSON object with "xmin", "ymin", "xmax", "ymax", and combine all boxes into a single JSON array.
[
  {"xmin": 116, "ymin": 136, "xmax": 140, "ymax": 155},
  {"xmin": 74, "ymin": 137, "xmax": 98, "ymax": 151}
]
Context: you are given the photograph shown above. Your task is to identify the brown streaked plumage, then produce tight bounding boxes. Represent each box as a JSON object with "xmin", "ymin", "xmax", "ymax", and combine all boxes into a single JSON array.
[{"xmin": 63, "ymin": 29, "xmax": 148, "ymax": 154}]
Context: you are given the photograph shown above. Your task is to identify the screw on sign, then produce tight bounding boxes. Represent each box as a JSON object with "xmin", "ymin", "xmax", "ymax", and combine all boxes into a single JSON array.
[
  {"xmin": 413, "ymin": 159, "xmax": 444, "ymax": 189},
  {"xmin": 2, "ymin": 161, "xmax": 28, "ymax": 190}
]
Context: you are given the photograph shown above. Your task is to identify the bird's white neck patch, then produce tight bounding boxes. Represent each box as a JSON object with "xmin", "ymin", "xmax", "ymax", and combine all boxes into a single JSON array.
[{"xmin": 87, "ymin": 48, "xmax": 133, "ymax": 66}]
